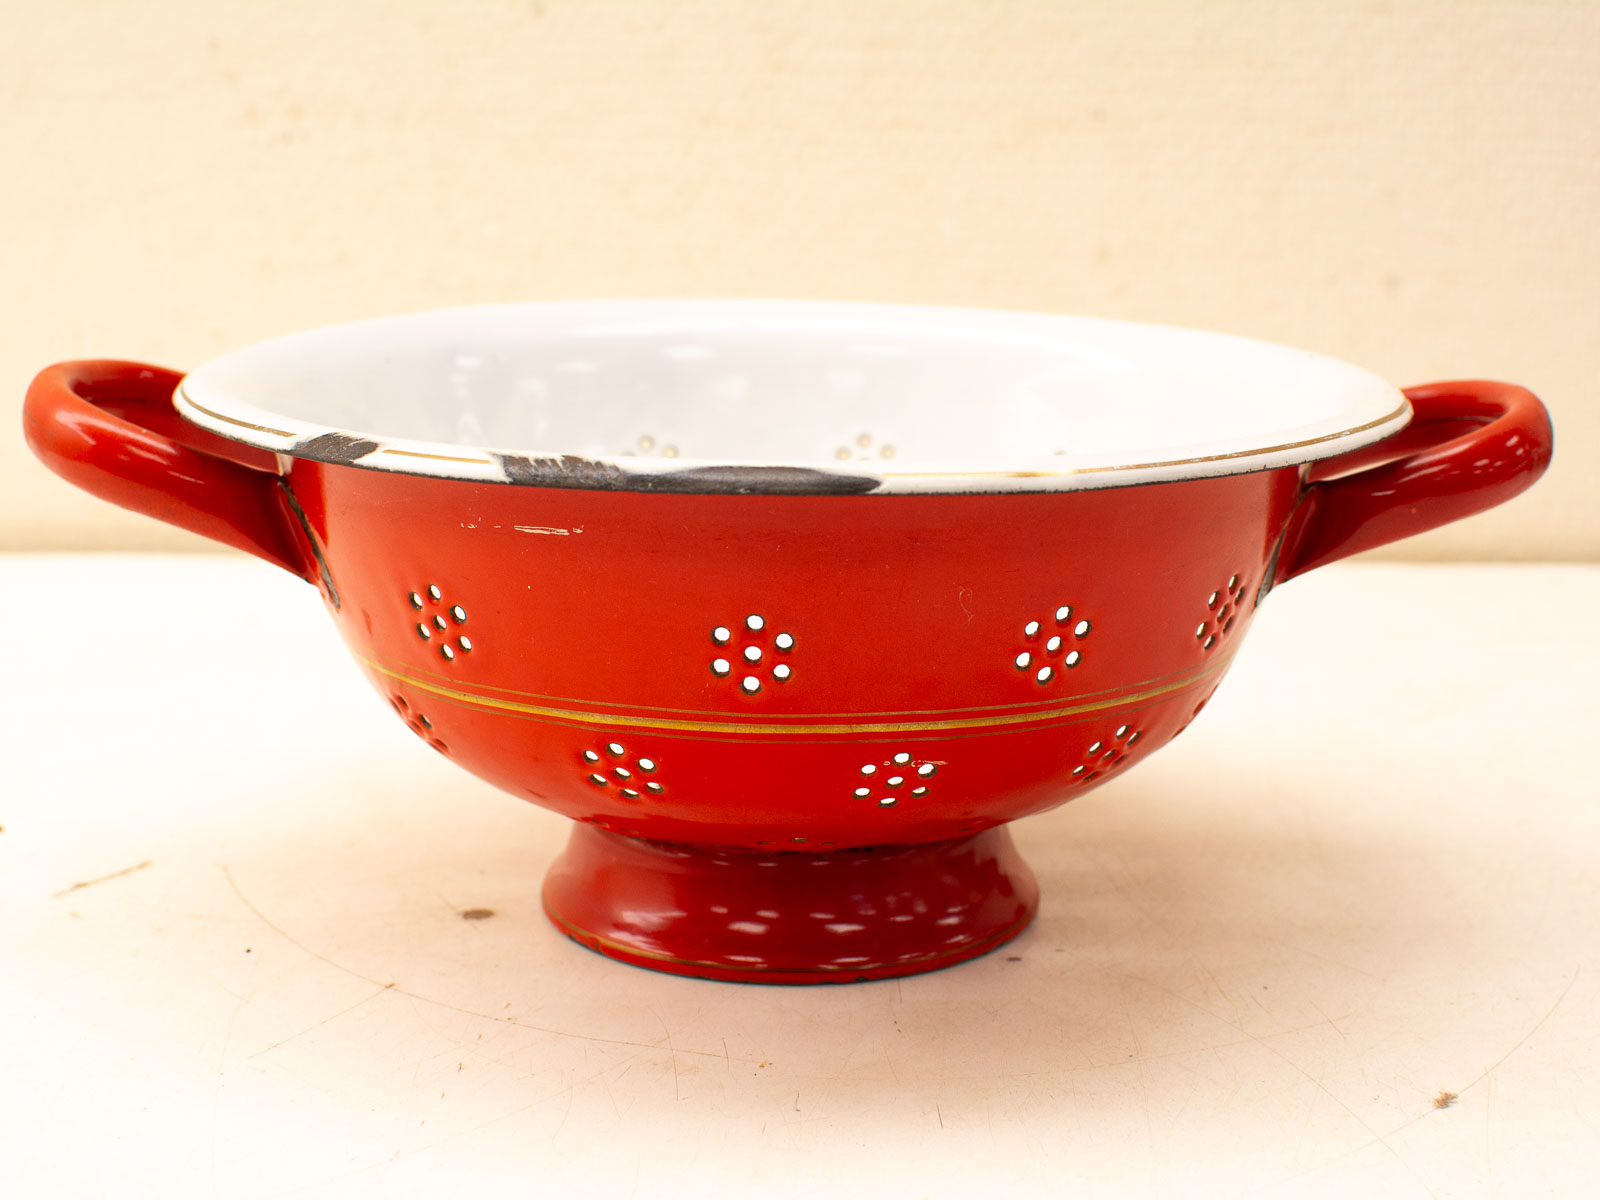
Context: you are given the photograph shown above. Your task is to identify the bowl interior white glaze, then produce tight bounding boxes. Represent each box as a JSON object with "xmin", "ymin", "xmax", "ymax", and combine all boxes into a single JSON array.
[{"xmin": 176, "ymin": 301, "xmax": 1409, "ymax": 493}]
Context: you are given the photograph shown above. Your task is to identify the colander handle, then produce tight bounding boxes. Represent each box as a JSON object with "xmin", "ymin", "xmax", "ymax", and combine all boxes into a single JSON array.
[
  {"xmin": 1275, "ymin": 380, "xmax": 1552, "ymax": 583},
  {"xmin": 23, "ymin": 360, "xmax": 314, "ymax": 579}
]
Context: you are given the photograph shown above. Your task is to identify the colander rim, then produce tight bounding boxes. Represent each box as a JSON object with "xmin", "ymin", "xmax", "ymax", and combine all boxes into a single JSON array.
[{"xmin": 174, "ymin": 299, "xmax": 1411, "ymax": 495}]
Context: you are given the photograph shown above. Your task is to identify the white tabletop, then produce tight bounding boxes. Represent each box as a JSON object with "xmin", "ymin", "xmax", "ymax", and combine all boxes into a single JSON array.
[{"xmin": 3, "ymin": 554, "xmax": 1595, "ymax": 1199}]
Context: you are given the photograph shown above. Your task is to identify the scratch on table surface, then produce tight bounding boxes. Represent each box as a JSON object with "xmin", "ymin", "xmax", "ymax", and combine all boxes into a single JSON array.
[
  {"xmin": 52, "ymin": 859, "xmax": 152, "ymax": 897},
  {"xmin": 666, "ymin": 1029, "xmax": 681, "ymax": 1101},
  {"xmin": 1127, "ymin": 1012, "xmax": 1158, "ymax": 1166},
  {"xmin": 245, "ymin": 984, "xmax": 395, "ymax": 1060},
  {"xmin": 552, "ymin": 1074, "xmax": 577, "ymax": 1143},
  {"xmin": 208, "ymin": 980, "xmax": 268, "ymax": 1016},
  {"xmin": 1247, "ymin": 967, "xmax": 1581, "ymax": 1197},
  {"xmin": 827, "ymin": 1016, "xmax": 1387, "ymax": 1087},
  {"xmin": 1268, "ymin": 935, "xmax": 1385, "ymax": 983},
  {"xmin": 1131, "ymin": 969, "xmax": 1440, "ymax": 1199},
  {"xmin": 222, "ymin": 865, "xmax": 738, "ymax": 1063},
  {"xmin": 1273, "ymin": 1046, "xmax": 1438, "ymax": 1197},
  {"xmin": 1484, "ymin": 1077, "xmax": 1496, "ymax": 1200},
  {"xmin": 1451, "ymin": 966, "xmax": 1580, "ymax": 1101},
  {"xmin": 211, "ymin": 992, "xmax": 247, "ymax": 1199},
  {"xmin": 411, "ymin": 1051, "xmax": 648, "ymax": 1162},
  {"xmin": 1197, "ymin": 957, "xmax": 1237, "ymax": 1014},
  {"xmin": 1305, "ymin": 995, "xmax": 1350, "ymax": 1043}
]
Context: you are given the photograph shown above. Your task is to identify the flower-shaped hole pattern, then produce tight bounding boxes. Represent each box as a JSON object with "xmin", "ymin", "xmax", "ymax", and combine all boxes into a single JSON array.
[
  {"xmin": 710, "ymin": 615, "xmax": 795, "ymax": 695},
  {"xmin": 854, "ymin": 752, "xmax": 940, "ymax": 809},
  {"xmin": 1068, "ymin": 723, "xmax": 1141, "ymax": 785},
  {"xmin": 389, "ymin": 693, "xmax": 448, "ymax": 755},
  {"xmin": 581, "ymin": 742, "xmax": 665, "ymax": 800},
  {"xmin": 1194, "ymin": 573, "xmax": 1250, "ymax": 652},
  {"xmin": 408, "ymin": 585, "xmax": 473, "ymax": 663},
  {"xmin": 1015, "ymin": 604, "xmax": 1092, "ymax": 683}
]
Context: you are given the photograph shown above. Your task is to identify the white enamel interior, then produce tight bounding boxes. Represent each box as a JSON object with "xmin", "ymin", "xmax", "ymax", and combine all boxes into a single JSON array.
[{"xmin": 176, "ymin": 301, "xmax": 1410, "ymax": 492}]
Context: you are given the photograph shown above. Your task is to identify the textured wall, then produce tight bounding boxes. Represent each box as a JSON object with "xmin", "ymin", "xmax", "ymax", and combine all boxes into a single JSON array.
[{"xmin": 5, "ymin": 0, "xmax": 1594, "ymax": 558}]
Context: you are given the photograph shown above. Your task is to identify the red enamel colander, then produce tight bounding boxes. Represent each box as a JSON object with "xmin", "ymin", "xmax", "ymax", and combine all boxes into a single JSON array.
[{"xmin": 23, "ymin": 301, "xmax": 1552, "ymax": 983}]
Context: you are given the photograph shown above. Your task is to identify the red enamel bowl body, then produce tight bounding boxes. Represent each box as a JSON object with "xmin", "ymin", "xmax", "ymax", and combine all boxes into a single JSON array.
[{"xmin": 23, "ymin": 301, "xmax": 1552, "ymax": 983}]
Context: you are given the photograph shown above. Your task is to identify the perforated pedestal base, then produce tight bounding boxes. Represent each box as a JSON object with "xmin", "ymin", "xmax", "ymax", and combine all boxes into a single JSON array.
[{"xmin": 542, "ymin": 825, "xmax": 1038, "ymax": 984}]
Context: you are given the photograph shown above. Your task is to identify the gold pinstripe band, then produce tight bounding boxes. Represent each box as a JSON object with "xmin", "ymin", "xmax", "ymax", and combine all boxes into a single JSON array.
[
  {"xmin": 177, "ymin": 377, "xmax": 1408, "ymax": 485},
  {"xmin": 378, "ymin": 448, "xmax": 497, "ymax": 465},
  {"xmin": 379, "ymin": 650, "xmax": 1224, "ymax": 720},
  {"xmin": 882, "ymin": 403, "xmax": 1410, "ymax": 480},
  {"xmin": 175, "ymin": 386, "xmax": 296, "ymax": 439},
  {"xmin": 359, "ymin": 652, "xmax": 1228, "ymax": 738}
]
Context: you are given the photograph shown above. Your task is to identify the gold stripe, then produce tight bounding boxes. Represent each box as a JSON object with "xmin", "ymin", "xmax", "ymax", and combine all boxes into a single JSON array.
[
  {"xmin": 408, "ymin": 695, "xmax": 1172, "ymax": 746},
  {"xmin": 177, "ymin": 385, "xmax": 494, "ymax": 464},
  {"xmin": 176, "ymin": 386, "xmax": 1407, "ymax": 485},
  {"xmin": 880, "ymin": 401, "xmax": 1410, "ymax": 480},
  {"xmin": 174, "ymin": 384, "xmax": 297, "ymax": 439},
  {"xmin": 358, "ymin": 653, "xmax": 1224, "ymax": 736},
  {"xmin": 379, "ymin": 651, "xmax": 1218, "ymax": 722},
  {"xmin": 379, "ymin": 448, "xmax": 496, "ymax": 465}
]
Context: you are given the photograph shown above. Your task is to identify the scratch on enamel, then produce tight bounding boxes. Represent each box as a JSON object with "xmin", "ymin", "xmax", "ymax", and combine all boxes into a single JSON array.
[{"xmin": 515, "ymin": 525, "xmax": 582, "ymax": 535}]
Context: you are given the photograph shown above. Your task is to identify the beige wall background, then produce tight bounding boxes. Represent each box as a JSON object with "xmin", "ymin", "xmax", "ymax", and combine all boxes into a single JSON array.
[{"xmin": 4, "ymin": 0, "xmax": 1594, "ymax": 559}]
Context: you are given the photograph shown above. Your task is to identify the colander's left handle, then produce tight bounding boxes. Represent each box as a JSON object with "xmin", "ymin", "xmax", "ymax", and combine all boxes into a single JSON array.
[{"xmin": 23, "ymin": 360, "xmax": 315, "ymax": 579}]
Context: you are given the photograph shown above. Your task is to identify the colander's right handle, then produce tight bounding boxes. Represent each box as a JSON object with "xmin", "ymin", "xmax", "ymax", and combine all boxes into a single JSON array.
[
  {"xmin": 1275, "ymin": 380, "xmax": 1552, "ymax": 583},
  {"xmin": 23, "ymin": 360, "xmax": 315, "ymax": 579}
]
